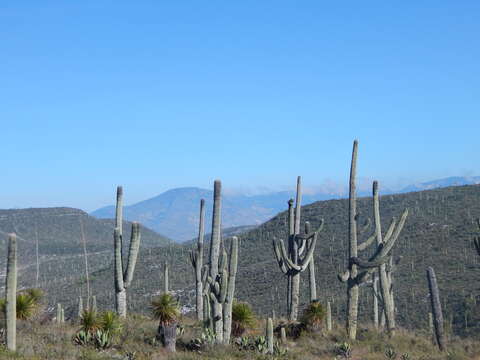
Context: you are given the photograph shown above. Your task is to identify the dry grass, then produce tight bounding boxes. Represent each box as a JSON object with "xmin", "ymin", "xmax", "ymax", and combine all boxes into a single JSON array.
[{"xmin": 0, "ymin": 316, "xmax": 478, "ymax": 360}]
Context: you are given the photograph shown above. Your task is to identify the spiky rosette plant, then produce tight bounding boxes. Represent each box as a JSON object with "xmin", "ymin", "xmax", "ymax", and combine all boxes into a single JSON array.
[
  {"xmin": 80, "ymin": 309, "xmax": 101, "ymax": 333},
  {"xmin": 23, "ymin": 288, "xmax": 43, "ymax": 305},
  {"xmin": 15, "ymin": 294, "xmax": 35, "ymax": 320},
  {"xmin": 100, "ymin": 311, "xmax": 122, "ymax": 335},
  {"xmin": 301, "ymin": 300, "xmax": 326, "ymax": 332},
  {"xmin": 0, "ymin": 290, "xmax": 42, "ymax": 321},
  {"xmin": 231, "ymin": 302, "xmax": 256, "ymax": 337},
  {"xmin": 151, "ymin": 293, "xmax": 180, "ymax": 352}
]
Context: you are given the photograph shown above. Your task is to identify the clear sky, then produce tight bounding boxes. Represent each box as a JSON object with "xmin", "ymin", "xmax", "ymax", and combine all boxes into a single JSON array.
[{"xmin": 1, "ymin": 1, "xmax": 479, "ymax": 211}]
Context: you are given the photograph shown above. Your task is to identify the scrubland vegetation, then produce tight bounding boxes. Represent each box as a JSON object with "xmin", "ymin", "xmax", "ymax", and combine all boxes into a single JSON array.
[{"xmin": 1, "ymin": 141, "xmax": 479, "ymax": 359}]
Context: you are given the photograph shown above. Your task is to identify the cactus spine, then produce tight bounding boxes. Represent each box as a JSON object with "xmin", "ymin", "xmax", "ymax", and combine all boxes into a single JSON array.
[
  {"xmin": 189, "ymin": 199, "xmax": 205, "ymax": 321},
  {"xmin": 266, "ymin": 317, "xmax": 274, "ymax": 354},
  {"xmin": 272, "ymin": 176, "xmax": 323, "ymax": 320},
  {"xmin": 113, "ymin": 186, "xmax": 142, "ymax": 318},
  {"xmin": 164, "ymin": 262, "xmax": 169, "ymax": 293},
  {"xmin": 5, "ymin": 233, "xmax": 17, "ymax": 351},
  {"xmin": 427, "ymin": 267, "xmax": 446, "ymax": 351},
  {"xmin": 338, "ymin": 141, "xmax": 408, "ymax": 339}
]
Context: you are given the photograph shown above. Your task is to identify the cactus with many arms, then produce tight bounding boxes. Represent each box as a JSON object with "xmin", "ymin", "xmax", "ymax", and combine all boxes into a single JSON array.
[
  {"xmin": 189, "ymin": 199, "xmax": 205, "ymax": 321},
  {"xmin": 6, "ymin": 233, "xmax": 17, "ymax": 351},
  {"xmin": 113, "ymin": 186, "xmax": 141, "ymax": 318},
  {"xmin": 272, "ymin": 176, "xmax": 324, "ymax": 320},
  {"xmin": 203, "ymin": 180, "xmax": 239, "ymax": 344},
  {"xmin": 338, "ymin": 140, "xmax": 408, "ymax": 339}
]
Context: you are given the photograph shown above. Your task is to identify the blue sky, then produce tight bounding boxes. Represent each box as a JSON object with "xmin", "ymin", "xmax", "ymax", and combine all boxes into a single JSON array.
[{"xmin": 1, "ymin": 1, "xmax": 479, "ymax": 211}]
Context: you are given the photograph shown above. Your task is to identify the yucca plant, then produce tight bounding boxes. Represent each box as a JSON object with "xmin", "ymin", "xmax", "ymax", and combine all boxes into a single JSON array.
[
  {"xmin": 80, "ymin": 309, "xmax": 101, "ymax": 333},
  {"xmin": 151, "ymin": 293, "xmax": 180, "ymax": 352},
  {"xmin": 0, "ymin": 292, "xmax": 39, "ymax": 321},
  {"xmin": 16, "ymin": 294, "xmax": 36, "ymax": 320},
  {"xmin": 100, "ymin": 311, "xmax": 122, "ymax": 335},
  {"xmin": 23, "ymin": 288, "xmax": 43, "ymax": 305},
  {"xmin": 231, "ymin": 302, "xmax": 256, "ymax": 337},
  {"xmin": 301, "ymin": 300, "xmax": 325, "ymax": 332}
]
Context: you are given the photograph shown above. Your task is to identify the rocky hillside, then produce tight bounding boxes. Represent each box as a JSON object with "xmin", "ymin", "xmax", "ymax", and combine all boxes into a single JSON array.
[{"xmin": 18, "ymin": 184, "xmax": 480, "ymax": 339}]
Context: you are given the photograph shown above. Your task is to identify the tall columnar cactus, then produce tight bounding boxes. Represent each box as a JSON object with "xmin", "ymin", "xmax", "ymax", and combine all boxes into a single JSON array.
[
  {"xmin": 164, "ymin": 262, "xmax": 169, "ymax": 293},
  {"xmin": 5, "ymin": 233, "xmax": 17, "ymax": 351},
  {"xmin": 474, "ymin": 218, "xmax": 480, "ymax": 256},
  {"xmin": 272, "ymin": 176, "xmax": 323, "ymax": 320},
  {"xmin": 113, "ymin": 186, "xmax": 142, "ymax": 318},
  {"xmin": 266, "ymin": 317, "xmax": 274, "ymax": 354},
  {"xmin": 427, "ymin": 267, "xmax": 446, "ymax": 351},
  {"xmin": 206, "ymin": 180, "xmax": 223, "ymax": 341},
  {"xmin": 189, "ymin": 199, "xmax": 205, "ymax": 321},
  {"xmin": 222, "ymin": 236, "xmax": 238, "ymax": 343},
  {"xmin": 338, "ymin": 141, "xmax": 408, "ymax": 339},
  {"xmin": 204, "ymin": 180, "xmax": 239, "ymax": 344}
]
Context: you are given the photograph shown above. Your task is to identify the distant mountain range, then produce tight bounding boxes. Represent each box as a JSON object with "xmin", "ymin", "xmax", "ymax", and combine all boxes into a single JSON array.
[{"xmin": 90, "ymin": 176, "xmax": 480, "ymax": 241}]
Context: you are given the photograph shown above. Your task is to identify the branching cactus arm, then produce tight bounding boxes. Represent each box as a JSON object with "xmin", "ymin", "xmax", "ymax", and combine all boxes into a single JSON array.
[{"xmin": 124, "ymin": 222, "xmax": 141, "ymax": 288}]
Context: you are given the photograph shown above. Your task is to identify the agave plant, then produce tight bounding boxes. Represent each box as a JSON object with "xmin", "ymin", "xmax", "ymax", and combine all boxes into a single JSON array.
[
  {"xmin": 301, "ymin": 300, "xmax": 325, "ymax": 332},
  {"xmin": 231, "ymin": 302, "xmax": 256, "ymax": 337},
  {"xmin": 151, "ymin": 293, "xmax": 180, "ymax": 352}
]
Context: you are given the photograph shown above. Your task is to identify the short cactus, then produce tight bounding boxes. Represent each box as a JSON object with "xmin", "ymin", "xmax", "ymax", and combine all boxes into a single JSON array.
[{"xmin": 266, "ymin": 317, "xmax": 274, "ymax": 354}]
